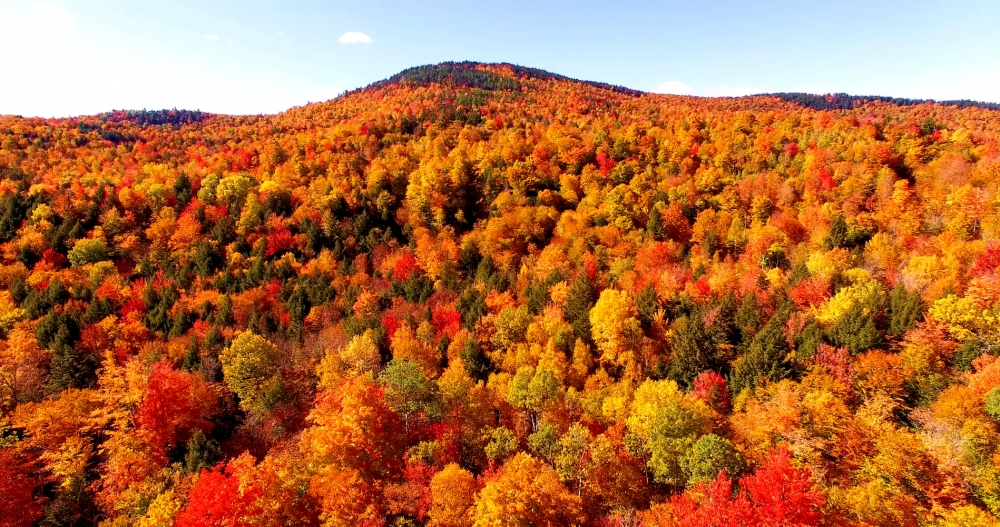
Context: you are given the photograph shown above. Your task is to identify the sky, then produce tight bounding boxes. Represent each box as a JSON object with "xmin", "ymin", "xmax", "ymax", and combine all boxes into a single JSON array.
[{"xmin": 2, "ymin": 0, "xmax": 999, "ymax": 117}]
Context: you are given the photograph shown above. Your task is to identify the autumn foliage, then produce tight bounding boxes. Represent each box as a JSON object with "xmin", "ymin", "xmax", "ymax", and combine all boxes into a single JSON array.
[{"xmin": 1, "ymin": 61, "xmax": 1000, "ymax": 525}]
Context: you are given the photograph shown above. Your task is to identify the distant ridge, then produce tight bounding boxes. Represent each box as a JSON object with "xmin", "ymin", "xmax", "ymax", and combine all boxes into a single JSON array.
[
  {"xmin": 99, "ymin": 109, "xmax": 212, "ymax": 126},
  {"xmin": 360, "ymin": 61, "xmax": 643, "ymax": 96},
  {"xmin": 768, "ymin": 92, "xmax": 1000, "ymax": 111},
  {"xmin": 360, "ymin": 61, "xmax": 999, "ymax": 112},
  {"xmin": 14, "ymin": 62, "xmax": 1000, "ymax": 118}
]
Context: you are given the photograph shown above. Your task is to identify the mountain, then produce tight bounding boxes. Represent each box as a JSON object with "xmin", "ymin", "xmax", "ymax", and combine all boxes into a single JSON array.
[
  {"xmin": 361, "ymin": 61, "xmax": 1000, "ymax": 110},
  {"xmin": 770, "ymin": 91, "xmax": 1000, "ymax": 111},
  {"xmin": 361, "ymin": 61, "xmax": 644, "ymax": 96},
  {"xmin": 2, "ymin": 62, "xmax": 1000, "ymax": 526}
]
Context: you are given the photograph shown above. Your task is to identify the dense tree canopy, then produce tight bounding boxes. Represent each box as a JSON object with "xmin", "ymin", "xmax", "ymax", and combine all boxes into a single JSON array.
[{"xmin": 2, "ymin": 61, "xmax": 1000, "ymax": 525}]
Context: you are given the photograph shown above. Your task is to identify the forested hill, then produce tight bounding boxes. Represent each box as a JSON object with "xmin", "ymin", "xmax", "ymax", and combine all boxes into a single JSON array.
[
  {"xmin": 3, "ymin": 62, "xmax": 1000, "ymax": 526},
  {"xmin": 352, "ymin": 61, "xmax": 1000, "ymax": 111},
  {"xmin": 360, "ymin": 61, "xmax": 644, "ymax": 96},
  {"xmin": 769, "ymin": 92, "xmax": 1000, "ymax": 112}
]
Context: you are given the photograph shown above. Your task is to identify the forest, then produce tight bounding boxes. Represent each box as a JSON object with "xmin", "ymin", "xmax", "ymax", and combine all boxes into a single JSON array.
[{"xmin": 2, "ymin": 61, "xmax": 1000, "ymax": 526}]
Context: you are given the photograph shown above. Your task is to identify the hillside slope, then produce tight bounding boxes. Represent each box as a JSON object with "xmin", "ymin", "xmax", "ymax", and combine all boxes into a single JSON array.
[{"xmin": 2, "ymin": 62, "xmax": 1000, "ymax": 526}]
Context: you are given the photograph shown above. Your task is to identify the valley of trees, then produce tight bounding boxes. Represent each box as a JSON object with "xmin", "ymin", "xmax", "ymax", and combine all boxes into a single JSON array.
[{"xmin": 2, "ymin": 62, "xmax": 1000, "ymax": 526}]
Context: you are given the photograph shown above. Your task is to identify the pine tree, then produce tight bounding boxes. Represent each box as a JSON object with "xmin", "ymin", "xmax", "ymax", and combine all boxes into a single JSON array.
[
  {"xmin": 730, "ymin": 309, "xmax": 791, "ymax": 394},
  {"xmin": 888, "ymin": 283, "xmax": 923, "ymax": 337},
  {"xmin": 636, "ymin": 284, "xmax": 659, "ymax": 328},
  {"xmin": 564, "ymin": 276, "xmax": 596, "ymax": 343},
  {"xmin": 647, "ymin": 203, "xmax": 665, "ymax": 241},
  {"xmin": 667, "ymin": 316, "xmax": 711, "ymax": 389}
]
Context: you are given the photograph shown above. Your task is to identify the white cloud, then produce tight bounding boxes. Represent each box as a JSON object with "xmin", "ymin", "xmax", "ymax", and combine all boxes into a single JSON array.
[
  {"xmin": 702, "ymin": 85, "xmax": 757, "ymax": 97},
  {"xmin": 34, "ymin": 2, "xmax": 74, "ymax": 29},
  {"xmin": 653, "ymin": 80, "xmax": 694, "ymax": 95},
  {"xmin": 338, "ymin": 31, "xmax": 372, "ymax": 44},
  {"xmin": 204, "ymin": 34, "xmax": 219, "ymax": 41}
]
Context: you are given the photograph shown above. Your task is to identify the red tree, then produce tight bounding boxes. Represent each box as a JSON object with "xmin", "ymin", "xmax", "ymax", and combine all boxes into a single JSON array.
[
  {"xmin": 690, "ymin": 371, "xmax": 729, "ymax": 413},
  {"xmin": 596, "ymin": 152, "xmax": 616, "ymax": 177},
  {"xmin": 645, "ymin": 447, "xmax": 824, "ymax": 527},
  {"xmin": 789, "ymin": 277, "xmax": 830, "ymax": 309},
  {"xmin": 740, "ymin": 447, "xmax": 825, "ymax": 527},
  {"xmin": 175, "ymin": 458, "xmax": 262, "ymax": 527},
  {"xmin": 648, "ymin": 473, "xmax": 751, "ymax": 527},
  {"xmin": 0, "ymin": 450, "xmax": 44, "ymax": 527},
  {"xmin": 264, "ymin": 226, "xmax": 294, "ymax": 257},
  {"xmin": 431, "ymin": 306, "xmax": 462, "ymax": 340},
  {"xmin": 971, "ymin": 241, "xmax": 1000, "ymax": 278},
  {"xmin": 135, "ymin": 361, "xmax": 217, "ymax": 461},
  {"xmin": 395, "ymin": 252, "xmax": 418, "ymax": 281}
]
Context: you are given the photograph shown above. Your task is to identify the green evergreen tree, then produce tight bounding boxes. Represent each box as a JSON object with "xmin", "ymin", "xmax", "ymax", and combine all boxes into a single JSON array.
[
  {"xmin": 888, "ymin": 283, "xmax": 923, "ymax": 337},
  {"xmin": 564, "ymin": 276, "xmax": 596, "ymax": 343},
  {"xmin": 734, "ymin": 293, "xmax": 763, "ymax": 346},
  {"xmin": 46, "ymin": 321, "xmax": 96, "ymax": 392},
  {"xmin": 168, "ymin": 310, "xmax": 191, "ymax": 339},
  {"xmin": 636, "ymin": 284, "xmax": 659, "ymax": 329},
  {"xmin": 215, "ymin": 294, "xmax": 233, "ymax": 326},
  {"xmin": 647, "ymin": 203, "xmax": 665, "ymax": 241},
  {"xmin": 667, "ymin": 316, "xmax": 711, "ymax": 389},
  {"xmin": 825, "ymin": 215, "xmax": 850, "ymax": 250},
  {"xmin": 183, "ymin": 339, "xmax": 201, "ymax": 372},
  {"xmin": 827, "ymin": 301, "xmax": 882, "ymax": 355},
  {"xmin": 460, "ymin": 339, "xmax": 492, "ymax": 382},
  {"xmin": 796, "ymin": 320, "xmax": 823, "ymax": 359},
  {"xmin": 184, "ymin": 430, "xmax": 220, "ymax": 473},
  {"xmin": 456, "ymin": 287, "xmax": 487, "ymax": 329},
  {"xmin": 730, "ymin": 309, "xmax": 791, "ymax": 394}
]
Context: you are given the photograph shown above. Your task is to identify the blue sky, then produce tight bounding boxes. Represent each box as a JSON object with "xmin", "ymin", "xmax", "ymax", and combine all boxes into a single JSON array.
[{"xmin": 2, "ymin": 0, "xmax": 999, "ymax": 117}]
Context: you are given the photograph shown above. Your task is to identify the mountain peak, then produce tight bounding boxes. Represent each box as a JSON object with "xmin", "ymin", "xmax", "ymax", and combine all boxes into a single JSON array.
[{"xmin": 361, "ymin": 61, "xmax": 643, "ymax": 96}]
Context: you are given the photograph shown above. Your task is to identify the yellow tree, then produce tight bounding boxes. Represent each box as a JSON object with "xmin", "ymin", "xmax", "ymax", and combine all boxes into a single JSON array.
[
  {"xmin": 392, "ymin": 323, "xmax": 441, "ymax": 378},
  {"xmin": 627, "ymin": 378, "xmax": 712, "ymax": 486},
  {"xmin": 0, "ymin": 323, "xmax": 47, "ymax": 411},
  {"xmin": 301, "ymin": 375, "xmax": 406, "ymax": 526},
  {"xmin": 219, "ymin": 331, "xmax": 283, "ymax": 415},
  {"xmin": 339, "ymin": 329, "xmax": 382, "ymax": 377},
  {"xmin": 428, "ymin": 463, "xmax": 476, "ymax": 527},
  {"xmin": 590, "ymin": 289, "xmax": 643, "ymax": 376},
  {"xmin": 472, "ymin": 452, "xmax": 583, "ymax": 527}
]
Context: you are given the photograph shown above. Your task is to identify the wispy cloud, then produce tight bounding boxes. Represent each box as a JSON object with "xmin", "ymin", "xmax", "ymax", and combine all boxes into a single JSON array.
[
  {"xmin": 653, "ymin": 80, "xmax": 694, "ymax": 95},
  {"xmin": 338, "ymin": 31, "xmax": 372, "ymax": 44},
  {"xmin": 204, "ymin": 34, "xmax": 219, "ymax": 41}
]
